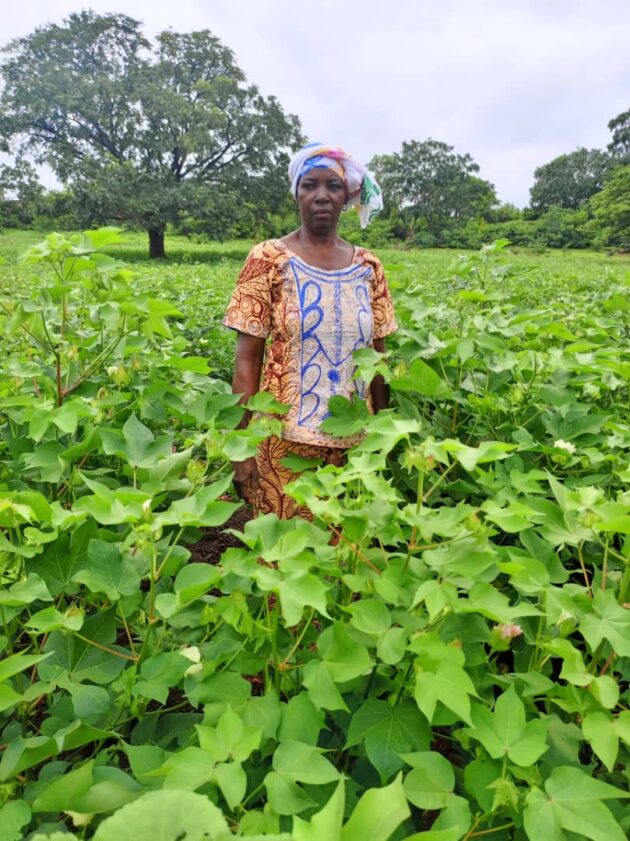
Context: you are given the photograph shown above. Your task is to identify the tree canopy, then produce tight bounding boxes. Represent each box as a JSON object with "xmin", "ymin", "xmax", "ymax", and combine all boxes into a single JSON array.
[
  {"xmin": 0, "ymin": 11, "xmax": 302, "ymax": 256},
  {"xmin": 590, "ymin": 165, "xmax": 630, "ymax": 249},
  {"xmin": 529, "ymin": 147, "xmax": 612, "ymax": 214},
  {"xmin": 608, "ymin": 107, "xmax": 630, "ymax": 161},
  {"xmin": 370, "ymin": 139, "xmax": 497, "ymax": 243}
]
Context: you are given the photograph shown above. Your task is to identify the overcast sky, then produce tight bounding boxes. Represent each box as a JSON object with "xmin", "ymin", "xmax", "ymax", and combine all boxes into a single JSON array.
[{"xmin": 2, "ymin": 0, "xmax": 629, "ymax": 207}]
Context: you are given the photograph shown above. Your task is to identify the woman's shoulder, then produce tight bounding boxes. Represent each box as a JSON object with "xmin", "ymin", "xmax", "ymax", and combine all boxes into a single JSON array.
[
  {"xmin": 246, "ymin": 239, "xmax": 291, "ymax": 266},
  {"xmin": 354, "ymin": 246, "xmax": 384, "ymax": 274}
]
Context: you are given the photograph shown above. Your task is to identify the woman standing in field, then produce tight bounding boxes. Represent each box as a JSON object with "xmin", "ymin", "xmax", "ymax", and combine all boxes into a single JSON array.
[{"xmin": 223, "ymin": 143, "xmax": 397, "ymax": 518}]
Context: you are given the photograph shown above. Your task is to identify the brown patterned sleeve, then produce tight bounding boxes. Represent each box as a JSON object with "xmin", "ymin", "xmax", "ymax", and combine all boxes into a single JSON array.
[
  {"xmin": 366, "ymin": 253, "xmax": 398, "ymax": 339},
  {"xmin": 223, "ymin": 242, "xmax": 275, "ymax": 337}
]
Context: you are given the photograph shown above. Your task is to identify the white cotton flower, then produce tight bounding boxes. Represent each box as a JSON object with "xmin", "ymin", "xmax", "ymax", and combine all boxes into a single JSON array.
[
  {"xmin": 181, "ymin": 646, "xmax": 202, "ymax": 676},
  {"xmin": 554, "ymin": 439, "xmax": 576, "ymax": 454},
  {"xmin": 181, "ymin": 646, "xmax": 201, "ymax": 663}
]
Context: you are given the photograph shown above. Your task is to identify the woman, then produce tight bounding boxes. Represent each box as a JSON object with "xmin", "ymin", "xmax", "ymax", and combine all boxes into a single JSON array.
[{"xmin": 223, "ymin": 143, "xmax": 397, "ymax": 518}]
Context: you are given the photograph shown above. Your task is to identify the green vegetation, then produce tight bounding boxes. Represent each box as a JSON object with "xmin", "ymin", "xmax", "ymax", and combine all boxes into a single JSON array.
[{"xmin": 0, "ymin": 230, "xmax": 629, "ymax": 839}]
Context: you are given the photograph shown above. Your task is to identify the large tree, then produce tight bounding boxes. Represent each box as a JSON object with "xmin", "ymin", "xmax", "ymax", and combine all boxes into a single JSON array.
[
  {"xmin": 590, "ymin": 165, "xmax": 630, "ymax": 249},
  {"xmin": 608, "ymin": 107, "xmax": 630, "ymax": 162},
  {"xmin": 529, "ymin": 147, "xmax": 612, "ymax": 214},
  {"xmin": 0, "ymin": 12, "xmax": 302, "ymax": 257},
  {"xmin": 370, "ymin": 139, "xmax": 497, "ymax": 241},
  {"xmin": 0, "ymin": 158, "xmax": 43, "ymax": 227}
]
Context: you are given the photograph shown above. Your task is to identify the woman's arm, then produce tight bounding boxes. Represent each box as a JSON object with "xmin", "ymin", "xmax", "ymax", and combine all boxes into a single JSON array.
[
  {"xmin": 370, "ymin": 337, "xmax": 389, "ymax": 412},
  {"xmin": 231, "ymin": 332, "xmax": 266, "ymax": 500}
]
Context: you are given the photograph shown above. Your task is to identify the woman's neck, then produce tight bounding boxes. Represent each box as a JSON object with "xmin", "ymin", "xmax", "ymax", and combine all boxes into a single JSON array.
[{"xmin": 281, "ymin": 228, "xmax": 355, "ymax": 270}]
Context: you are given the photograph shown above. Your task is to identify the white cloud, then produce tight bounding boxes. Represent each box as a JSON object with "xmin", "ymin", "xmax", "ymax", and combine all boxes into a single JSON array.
[{"xmin": 2, "ymin": 0, "xmax": 629, "ymax": 206}]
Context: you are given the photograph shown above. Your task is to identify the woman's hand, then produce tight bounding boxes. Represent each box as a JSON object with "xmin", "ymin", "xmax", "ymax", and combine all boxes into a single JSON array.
[
  {"xmin": 370, "ymin": 337, "xmax": 390, "ymax": 412},
  {"xmin": 230, "ymin": 332, "xmax": 266, "ymax": 502},
  {"xmin": 232, "ymin": 457, "xmax": 259, "ymax": 502}
]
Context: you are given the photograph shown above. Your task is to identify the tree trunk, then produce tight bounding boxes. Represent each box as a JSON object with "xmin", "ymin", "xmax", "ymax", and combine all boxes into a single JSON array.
[{"xmin": 148, "ymin": 228, "xmax": 166, "ymax": 259}]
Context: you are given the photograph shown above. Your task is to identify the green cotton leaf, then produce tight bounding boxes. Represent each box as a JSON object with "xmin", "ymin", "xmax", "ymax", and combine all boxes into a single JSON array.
[
  {"xmin": 197, "ymin": 706, "xmax": 261, "ymax": 763},
  {"xmin": 344, "ymin": 599, "xmax": 391, "ymax": 635},
  {"xmin": 302, "ymin": 660, "xmax": 361, "ymax": 711},
  {"xmin": 123, "ymin": 743, "xmax": 166, "ymax": 781},
  {"xmin": 467, "ymin": 686, "xmax": 548, "ymax": 766},
  {"xmin": 543, "ymin": 638, "xmax": 591, "ymax": 686},
  {"xmin": 75, "ymin": 477, "xmax": 152, "ymax": 525},
  {"xmin": 278, "ymin": 573, "xmax": 330, "ymax": 626},
  {"xmin": 377, "ymin": 627, "xmax": 408, "ymax": 665},
  {"xmin": 39, "ymin": 610, "xmax": 128, "ymax": 685},
  {"xmin": 463, "ymin": 757, "xmax": 502, "ymax": 813},
  {"xmin": 0, "ymin": 721, "xmax": 114, "ymax": 781},
  {"xmin": 402, "ymin": 752, "xmax": 454, "ymax": 809},
  {"xmin": 32, "ymin": 835, "xmax": 79, "ymax": 841},
  {"xmin": 0, "ymin": 800, "xmax": 31, "ymax": 841},
  {"xmin": 27, "ymin": 526, "xmax": 93, "ymax": 596},
  {"xmin": 215, "ymin": 761, "xmax": 247, "ymax": 811},
  {"xmin": 431, "ymin": 794, "xmax": 471, "ymax": 837},
  {"xmin": 174, "ymin": 563, "xmax": 222, "ymax": 605},
  {"xmin": 356, "ymin": 413, "xmax": 421, "ymax": 455},
  {"xmin": 0, "ymin": 651, "xmax": 51, "ymax": 683},
  {"xmin": 26, "ymin": 606, "xmax": 84, "ymax": 634},
  {"xmin": 71, "ymin": 539, "xmax": 141, "ymax": 602},
  {"xmin": 414, "ymin": 659, "xmax": 477, "ymax": 725},
  {"xmin": 589, "ymin": 675, "xmax": 620, "ymax": 709},
  {"xmin": 156, "ymin": 476, "xmax": 240, "ymax": 527},
  {"xmin": 340, "ymin": 773, "xmax": 410, "ymax": 841},
  {"xmin": 0, "ymin": 573, "xmax": 53, "ymax": 607},
  {"xmin": 238, "ymin": 695, "xmax": 282, "ymax": 743},
  {"xmin": 582, "ymin": 711, "xmax": 630, "ymax": 772},
  {"xmin": 185, "ymin": 670, "xmax": 251, "ymax": 708},
  {"xmin": 279, "ymin": 453, "xmax": 323, "ymax": 471},
  {"xmin": 579, "ymin": 589, "xmax": 630, "ymax": 656},
  {"xmin": 93, "ymin": 789, "xmax": 229, "ymax": 841},
  {"xmin": 31, "ymin": 761, "xmax": 138, "ymax": 816},
  {"xmin": 22, "ymin": 442, "xmax": 65, "ymax": 483},
  {"xmin": 246, "ymin": 391, "xmax": 290, "ymax": 414},
  {"xmin": 390, "ymin": 358, "xmax": 452, "ymax": 397},
  {"xmin": 319, "ymin": 394, "xmax": 370, "ymax": 436},
  {"xmin": 523, "ymin": 765, "xmax": 630, "ymax": 841},
  {"xmin": 318, "ymin": 622, "xmax": 373, "ymax": 683},
  {"xmin": 158, "ymin": 746, "xmax": 217, "ymax": 790},
  {"xmin": 0, "ymin": 685, "xmax": 23, "ymax": 714},
  {"xmin": 347, "ymin": 699, "xmax": 431, "ymax": 781},
  {"xmin": 279, "ymin": 693, "xmax": 325, "ymax": 745},
  {"xmin": 164, "ymin": 355, "xmax": 211, "ymax": 374},
  {"xmin": 51, "ymin": 400, "xmax": 81, "ymax": 434},
  {"xmin": 133, "ymin": 652, "xmax": 191, "ymax": 705},
  {"xmin": 100, "ymin": 413, "xmax": 173, "ymax": 468},
  {"xmin": 64, "ymin": 682, "xmax": 111, "ymax": 722},
  {"xmin": 293, "ymin": 780, "xmax": 345, "ymax": 841},
  {"xmin": 265, "ymin": 771, "xmax": 316, "ymax": 816},
  {"xmin": 352, "ymin": 346, "xmax": 392, "ymax": 383},
  {"xmin": 272, "ymin": 740, "xmax": 340, "ymax": 785},
  {"xmin": 482, "ymin": 498, "xmax": 537, "ymax": 533}
]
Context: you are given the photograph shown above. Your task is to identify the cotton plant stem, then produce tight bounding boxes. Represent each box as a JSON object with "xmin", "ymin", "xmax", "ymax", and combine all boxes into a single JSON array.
[
  {"xmin": 577, "ymin": 543, "xmax": 592, "ymax": 595},
  {"xmin": 74, "ymin": 632, "xmax": 138, "ymax": 662}
]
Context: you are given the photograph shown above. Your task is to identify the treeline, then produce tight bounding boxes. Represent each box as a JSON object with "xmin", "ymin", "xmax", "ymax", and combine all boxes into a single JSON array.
[{"xmin": 0, "ymin": 11, "xmax": 628, "ymax": 255}]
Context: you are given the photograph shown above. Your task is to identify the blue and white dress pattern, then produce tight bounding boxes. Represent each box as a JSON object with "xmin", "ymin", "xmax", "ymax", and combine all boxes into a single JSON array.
[{"xmin": 290, "ymin": 257, "xmax": 373, "ymax": 433}]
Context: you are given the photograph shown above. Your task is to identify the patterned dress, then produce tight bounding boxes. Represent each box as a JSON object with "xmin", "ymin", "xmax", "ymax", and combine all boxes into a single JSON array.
[{"xmin": 224, "ymin": 239, "xmax": 397, "ymax": 518}]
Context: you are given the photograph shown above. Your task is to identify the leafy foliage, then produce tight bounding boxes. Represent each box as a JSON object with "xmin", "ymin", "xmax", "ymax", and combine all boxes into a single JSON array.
[
  {"xmin": 529, "ymin": 148, "xmax": 613, "ymax": 213},
  {"xmin": 0, "ymin": 231, "xmax": 629, "ymax": 839},
  {"xmin": 0, "ymin": 12, "xmax": 302, "ymax": 257}
]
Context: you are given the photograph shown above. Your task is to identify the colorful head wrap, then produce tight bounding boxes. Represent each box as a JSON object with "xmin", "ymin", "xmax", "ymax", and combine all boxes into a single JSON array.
[{"xmin": 288, "ymin": 142, "xmax": 383, "ymax": 228}]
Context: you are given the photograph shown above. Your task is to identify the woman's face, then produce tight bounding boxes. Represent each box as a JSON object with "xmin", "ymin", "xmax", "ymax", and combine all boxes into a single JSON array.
[{"xmin": 296, "ymin": 166, "xmax": 347, "ymax": 235}]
